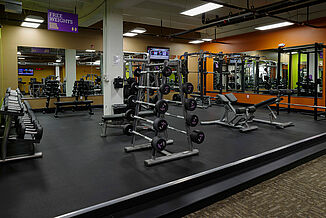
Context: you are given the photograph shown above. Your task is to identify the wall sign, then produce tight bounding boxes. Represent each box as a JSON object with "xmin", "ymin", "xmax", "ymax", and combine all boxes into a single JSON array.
[{"xmin": 48, "ymin": 9, "xmax": 78, "ymax": 33}]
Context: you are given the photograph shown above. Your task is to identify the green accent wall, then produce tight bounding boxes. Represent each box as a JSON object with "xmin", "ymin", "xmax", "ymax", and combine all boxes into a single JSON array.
[{"xmin": 289, "ymin": 53, "xmax": 307, "ymax": 89}]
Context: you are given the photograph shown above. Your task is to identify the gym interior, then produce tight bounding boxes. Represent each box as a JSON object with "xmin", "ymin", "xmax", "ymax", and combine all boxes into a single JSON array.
[{"xmin": 1, "ymin": 1, "xmax": 326, "ymax": 217}]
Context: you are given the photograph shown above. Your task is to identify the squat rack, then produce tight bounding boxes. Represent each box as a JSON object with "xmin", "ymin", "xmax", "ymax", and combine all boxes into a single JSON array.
[{"xmin": 276, "ymin": 43, "xmax": 326, "ymax": 120}]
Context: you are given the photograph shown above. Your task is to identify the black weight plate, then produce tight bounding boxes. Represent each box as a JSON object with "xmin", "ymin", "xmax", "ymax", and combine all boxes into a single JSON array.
[
  {"xmin": 127, "ymin": 95, "xmax": 137, "ymax": 108},
  {"xmin": 155, "ymin": 100, "xmax": 168, "ymax": 114},
  {"xmin": 123, "ymin": 124, "xmax": 133, "ymax": 136},
  {"xmin": 151, "ymin": 136, "xmax": 167, "ymax": 151},
  {"xmin": 182, "ymin": 82, "xmax": 194, "ymax": 94},
  {"xmin": 190, "ymin": 130, "xmax": 205, "ymax": 144},
  {"xmin": 159, "ymin": 84, "xmax": 171, "ymax": 95},
  {"xmin": 125, "ymin": 109, "xmax": 134, "ymax": 121},
  {"xmin": 184, "ymin": 98, "xmax": 197, "ymax": 111},
  {"xmin": 153, "ymin": 118, "xmax": 168, "ymax": 132},
  {"xmin": 162, "ymin": 67, "xmax": 172, "ymax": 77},
  {"xmin": 186, "ymin": 114, "xmax": 199, "ymax": 127}
]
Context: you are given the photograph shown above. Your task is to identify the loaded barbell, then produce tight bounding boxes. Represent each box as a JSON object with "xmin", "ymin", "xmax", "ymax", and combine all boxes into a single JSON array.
[
  {"xmin": 130, "ymin": 82, "xmax": 171, "ymax": 95},
  {"xmin": 127, "ymin": 95, "xmax": 168, "ymax": 114},
  {"xmin": 133, "ymin": 66, "xmax": 173, "ymax": 77},
  {"xmin": 125, "ymin": 109, "xmax": 168, "ymax": 132},
  {"xmin": 123, "ymin": 124, "xmax": 167, "ymax": 151},
  {"xmin": 162, "ymin": 124, "xmax": 205, "ymax": 144},
  {"xmin": 150, "ymin": 96, "xmax": 197, "ymax": 111},
  {"xmin": 164, "ymin": 98, "xmax": 197, "ymax": 111},
  {"xmin": 165, "ymin": 112, "xmax": 199, "ymax": 127}
]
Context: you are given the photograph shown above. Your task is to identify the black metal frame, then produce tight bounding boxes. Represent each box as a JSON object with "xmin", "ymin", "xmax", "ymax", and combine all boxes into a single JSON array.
[{"xmin": 277, "ymin": 43, "xmax": 325, "ymax": 120}]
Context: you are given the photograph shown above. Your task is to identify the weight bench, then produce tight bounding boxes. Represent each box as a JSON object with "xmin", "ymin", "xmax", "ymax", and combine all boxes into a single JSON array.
[
  {"xmin": 201, "ymin": 93, "xmax": 258, "ymax": 132},
  {"xmin": 54, "ymin": 100, "xmax": 94, "ymax": 118},
  {"xmin": 101, "ymin": 110, "xmax": 155, "ymax": 137},
  {"xmin": 251, "ymin": 97, "xmax": 294, "ymax": 129}
]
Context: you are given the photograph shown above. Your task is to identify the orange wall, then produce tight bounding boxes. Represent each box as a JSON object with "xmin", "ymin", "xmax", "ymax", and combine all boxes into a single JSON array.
[
  {"xmin": 201, "ymin": 18, "xmax": 326, "ymax": 53},
  {"xmin": 201, "ymin": 18, "xmax": 326, "ymax": 109}
]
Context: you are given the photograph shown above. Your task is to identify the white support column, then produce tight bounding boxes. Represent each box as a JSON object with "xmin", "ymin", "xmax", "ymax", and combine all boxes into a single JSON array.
[
  {"xmin": 103, "ymin": 0, "xmax": 124, "ymax": 115},
  {"xmin": 55, "ymin": 65, "xmax": 60, "ymax": 81},
  {"xmin": 65, "ymin": 49, "xmax": 76, "ymax": 96}
]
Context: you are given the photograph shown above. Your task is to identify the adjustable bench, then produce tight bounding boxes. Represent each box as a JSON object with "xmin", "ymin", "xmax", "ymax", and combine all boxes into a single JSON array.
[
  {"xmin": 201, "ymin": 93, "xmax": 258, "ymax": 132},
  {"xmin": 251, "ymin": 97, "xmax": 294, "ymax": 129}
]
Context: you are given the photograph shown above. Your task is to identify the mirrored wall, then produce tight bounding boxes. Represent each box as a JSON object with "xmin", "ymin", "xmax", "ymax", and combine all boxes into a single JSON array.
[
  {"xmin": 17, "ymin": 46, "xmax": 103, "ymax": 98},
  {"xmin": 212, "ymin": 45, "xmax": 324, "ymax": 98}
]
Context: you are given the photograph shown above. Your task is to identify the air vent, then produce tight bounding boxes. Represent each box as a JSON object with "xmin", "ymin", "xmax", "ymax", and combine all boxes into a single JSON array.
[{"xmin": 3, "ymin": 0, "xmax": 22, "ymax": 14}]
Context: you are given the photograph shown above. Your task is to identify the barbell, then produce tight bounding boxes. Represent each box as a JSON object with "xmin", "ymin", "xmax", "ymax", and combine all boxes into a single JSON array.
[
  {"xmin": 123, "ymin": 124, "xmax": 167, "ymax": 151},
  {"xmin": 125, "ymin": 109, "xmax": 168, "ymax": 132},
  {"xmin": 127, "ymin": 95, "xmax": 169, "ymax": 114},
  {"xmin": 130, "ymin": 82, "xmax": 171, "ymax": 95}
]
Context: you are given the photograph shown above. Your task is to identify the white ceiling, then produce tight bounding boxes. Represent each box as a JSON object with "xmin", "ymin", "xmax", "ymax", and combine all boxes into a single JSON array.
[{"xmin": 21, "ymin": 0, "xmax": 326, "ymax": 39}]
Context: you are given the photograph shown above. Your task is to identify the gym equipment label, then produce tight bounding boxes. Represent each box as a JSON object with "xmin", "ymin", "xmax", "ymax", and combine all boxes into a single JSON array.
[{"xmin": 48, "ymin": 10, "xmax": 78, "ymax": 33}]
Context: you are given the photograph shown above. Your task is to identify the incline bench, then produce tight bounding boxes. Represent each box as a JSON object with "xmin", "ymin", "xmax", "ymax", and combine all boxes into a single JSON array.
[{"xmin": 250, "ymin": 91, "xmax": 294, "ymax": 129}]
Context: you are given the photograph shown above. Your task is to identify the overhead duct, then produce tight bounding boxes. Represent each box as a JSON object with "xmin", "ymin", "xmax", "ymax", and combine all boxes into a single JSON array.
[
  {"xmin": 171, "ymin": 0, "xmax": 325, "ymax": 37},
  {"xmin": 18, "ymin": 62, "xmax": 64, "ymax": 66},
  {"xmin": 0, "ymin": 0, "xmax": 22, "ymax": 14}
]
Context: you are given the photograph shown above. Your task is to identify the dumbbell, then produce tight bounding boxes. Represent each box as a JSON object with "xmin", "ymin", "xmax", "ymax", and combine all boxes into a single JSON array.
[
  {"xmin": 125, "ymin": 109, "xmax": 168, "ymax": 132},
  {"xmin": 123, "ymin": 124, "xmax": 167, "ymax": 151},
  {"xmin": 130, "ymin": 82, "xmax": 171, "ymax": 95},
  {"xmin": 17, "ymin": 121, "xmax": 43, "ymax": 140},
  {"xmin": 127, "ymin": 95, "xmax": 168, "ymax": 114},
  {"xmin": 165, "ymin": 112, "xmax": 199, "ymax": 127}
]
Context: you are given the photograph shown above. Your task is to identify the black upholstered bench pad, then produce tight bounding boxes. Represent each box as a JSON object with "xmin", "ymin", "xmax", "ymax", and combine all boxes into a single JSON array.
[{"xmin": 254, "ymin": 98, "xmax": 277, "ymax": 108}]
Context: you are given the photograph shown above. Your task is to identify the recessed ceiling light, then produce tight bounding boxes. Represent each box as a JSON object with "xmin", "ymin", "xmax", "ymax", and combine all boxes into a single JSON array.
[
  {"xmin": 24, "ymin": 15, "xmax": 44, "ymax": 23},
  {"xmin": 131, "ymin": 27, "xmax": 146, "ymax": 34},
  {"xmin": 123, "ymin": 32, "xmax": 138, "ymax": 37},
  {"xmin": 255, "ymin": 22, "xmax": 294, "ymax": 31},
  {"xmin": 21, "ymin": 22, "xmax": 40, "ymax": 28},
  {"xmin": 189, "ymin": 40, "xmax": 204, "ymax": 44},
  {"xmin": 202, "ymin": 38, "xmax": 213, "ymax": 41},
  {"xmin": 85, "ymin": 49, "xmax": 96, "ymax": 52},
  {"xmin": 181, "ymin": 3, "xmax": 223, "ymax": 16}
]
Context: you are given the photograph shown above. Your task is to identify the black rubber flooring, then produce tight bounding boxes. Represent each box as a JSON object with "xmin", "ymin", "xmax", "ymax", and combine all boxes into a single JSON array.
[{"xmin": 0, "ymin": 105, "xmax": 325, "ymax": 218}]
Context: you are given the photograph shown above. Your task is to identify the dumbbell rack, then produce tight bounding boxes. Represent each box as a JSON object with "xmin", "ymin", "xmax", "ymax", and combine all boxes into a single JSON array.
[
  {"xmin": 43, "ymin": 79, "xmax": 61, "ymax": 113},
  {"xmin": 124, "ymin": 61, "xmax": 173, "ymax": 155},
  {"xmin": 145, "ymin": 60, "xmax": 199, "ymax": 166},
  {"xmin": 0, "ymin": 88, "xmax": 43, "ymax": 163}
]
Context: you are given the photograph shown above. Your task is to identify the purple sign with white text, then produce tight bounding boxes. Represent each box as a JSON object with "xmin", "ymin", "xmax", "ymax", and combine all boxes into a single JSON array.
[{"xmin": 48, "ymin": 9, "xmax": 78, "ymax": 33}]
